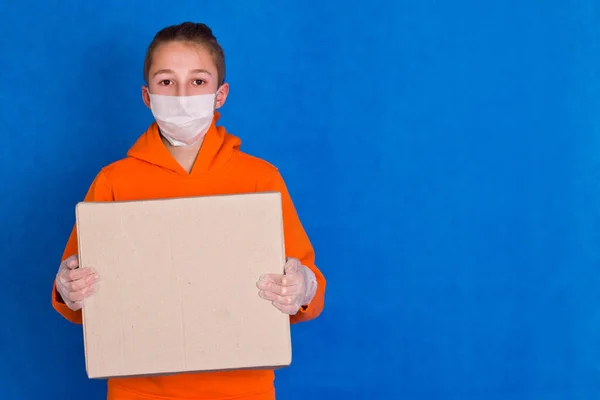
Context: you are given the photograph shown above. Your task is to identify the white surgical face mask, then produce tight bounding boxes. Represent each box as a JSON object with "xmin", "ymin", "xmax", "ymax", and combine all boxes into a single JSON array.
[{"xmin": 148, "ymin": 92, "xmax": 217, "ymax": 147}]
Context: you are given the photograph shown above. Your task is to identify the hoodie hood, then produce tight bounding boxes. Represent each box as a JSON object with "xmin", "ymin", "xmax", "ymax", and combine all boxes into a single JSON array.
[{"xmin": 127, "ymin": 111, "xmax": 241, "ymax": 176}]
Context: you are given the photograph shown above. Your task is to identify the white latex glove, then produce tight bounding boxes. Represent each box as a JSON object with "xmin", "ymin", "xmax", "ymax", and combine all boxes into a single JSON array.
[
  {"xmin": 55, "ymin": 254, "xmax": 98, "ymax": 311},
  {"xmin": 257, "ymin": 257, "xmax": 318, "ymax": 315}
]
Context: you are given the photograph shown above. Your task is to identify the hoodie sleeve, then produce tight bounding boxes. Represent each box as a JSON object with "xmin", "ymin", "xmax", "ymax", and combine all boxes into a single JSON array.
[
  {"xmin": 257, "ymin": 170, "xmax": 326, "ymax": 324},
  {"xmin": 52, "ymin": 170, "xmax": 114, "ymax": 324}
]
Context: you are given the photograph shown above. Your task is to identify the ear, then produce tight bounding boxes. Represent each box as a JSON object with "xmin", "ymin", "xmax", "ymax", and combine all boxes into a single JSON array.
[
  {"xmin": 215, "ymin": 83, "xmax": 230, "ymax": 109},
  {"xmin": 142, "ymin": 85, "xmax": 151, "ymax": 109}
]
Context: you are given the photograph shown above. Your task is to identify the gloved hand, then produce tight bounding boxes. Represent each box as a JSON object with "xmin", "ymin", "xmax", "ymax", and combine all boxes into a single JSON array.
[
  {"xmin": 55, "ymin": 254, "xmax": 98, "ymax": 311},
  {"xmin": 257, "ymin": 257, "xmax": 318, "ymax": 315}
]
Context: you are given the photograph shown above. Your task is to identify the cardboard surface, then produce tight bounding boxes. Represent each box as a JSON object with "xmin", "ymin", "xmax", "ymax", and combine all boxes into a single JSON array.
[{"xmin": 76, "ymin": 192, "xmax": 291, "ymax": 379}]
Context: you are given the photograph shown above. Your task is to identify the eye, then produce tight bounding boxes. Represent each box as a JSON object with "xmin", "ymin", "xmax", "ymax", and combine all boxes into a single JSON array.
[
  {"xmin": 192, "ymin": 79, "xmax": 206, "ymax": 86},
  {"xmin": 158, "ymin": 79, "xmax": 173, "ymax": 86}
]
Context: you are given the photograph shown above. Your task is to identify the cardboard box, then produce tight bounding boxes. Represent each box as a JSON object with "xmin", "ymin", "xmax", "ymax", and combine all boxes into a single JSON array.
[{"xmin": 76, "ymin": 192, "xmax": 291, "ymax": 379}]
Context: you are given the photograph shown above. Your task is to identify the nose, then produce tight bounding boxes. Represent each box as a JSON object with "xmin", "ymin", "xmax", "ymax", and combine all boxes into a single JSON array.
[{"xmin": 176, "ymin": 85, "xmax": 188, "ymax": 97}]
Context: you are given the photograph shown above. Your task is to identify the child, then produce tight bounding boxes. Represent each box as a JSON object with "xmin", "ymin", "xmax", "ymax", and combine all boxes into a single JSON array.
[{"xmin": 52, "ymin": 22, "xmax": 326, "ymax": 400}]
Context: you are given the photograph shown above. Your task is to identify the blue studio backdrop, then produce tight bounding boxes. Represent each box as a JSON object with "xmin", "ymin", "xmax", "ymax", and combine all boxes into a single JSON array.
[{"xmin": 1, "ymin": 1, "xmax": 599, "ymax": 399}]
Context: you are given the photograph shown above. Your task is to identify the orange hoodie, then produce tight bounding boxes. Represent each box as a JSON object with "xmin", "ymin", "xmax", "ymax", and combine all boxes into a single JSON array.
[{"xmin": 51, "ymin": 112, "xmax": 326, "ymax": 400}]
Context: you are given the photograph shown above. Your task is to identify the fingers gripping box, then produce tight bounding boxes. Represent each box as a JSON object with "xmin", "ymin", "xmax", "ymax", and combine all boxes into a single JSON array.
[{"xmin": 75, "ymin": 192, "xmax": 291, "ymax": 379}]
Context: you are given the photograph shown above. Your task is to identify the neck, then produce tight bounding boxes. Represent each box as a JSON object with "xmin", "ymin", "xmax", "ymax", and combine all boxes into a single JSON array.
[{"xmin": 160, "ymin": 135, "xmax": 205, "ymax": 174}]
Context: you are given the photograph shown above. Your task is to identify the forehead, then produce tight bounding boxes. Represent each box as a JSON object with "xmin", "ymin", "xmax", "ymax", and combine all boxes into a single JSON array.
[{"xmin": 150, "ymin": 41, "xmax": 217, "ymax": 73}]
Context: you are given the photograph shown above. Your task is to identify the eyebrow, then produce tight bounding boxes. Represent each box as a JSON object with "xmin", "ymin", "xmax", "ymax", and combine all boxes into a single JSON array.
[{"xmin": 152, "ymin": 68, "xmax": 213, "ymax": 77}]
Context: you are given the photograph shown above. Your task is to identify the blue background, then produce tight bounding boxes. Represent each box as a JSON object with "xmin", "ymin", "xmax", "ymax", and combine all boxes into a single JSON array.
[{"xmin": 1, "ymin": 1, "xmax": 599, "ymax": 399}]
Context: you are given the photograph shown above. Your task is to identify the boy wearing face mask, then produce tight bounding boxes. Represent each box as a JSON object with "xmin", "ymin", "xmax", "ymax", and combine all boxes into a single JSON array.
[{"xmin": 52, "ymin": 22, "xmax": 325, "ymax": 400}]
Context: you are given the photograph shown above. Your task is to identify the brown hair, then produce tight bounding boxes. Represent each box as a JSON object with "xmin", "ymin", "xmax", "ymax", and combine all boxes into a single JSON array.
[{"xmin": 143, "ymin": 22, "xmax": 226, "ymax": 86}]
